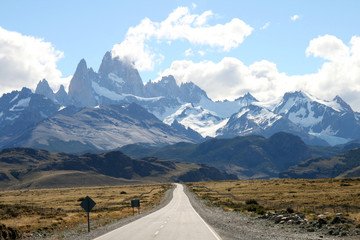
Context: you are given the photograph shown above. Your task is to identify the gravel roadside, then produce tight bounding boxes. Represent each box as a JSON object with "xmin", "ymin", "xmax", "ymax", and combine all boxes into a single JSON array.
[{"xmin": 183, "ymin": 184, "xmax": 358, "ymax": 240}]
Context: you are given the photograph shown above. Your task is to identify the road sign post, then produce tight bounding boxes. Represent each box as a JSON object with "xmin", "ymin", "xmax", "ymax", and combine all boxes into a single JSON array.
[
  {"xmin": 80, "ymin": 196, "xmax": 96, "ymax": 232},
  {"xmin": 131, "ymin": 199, "xmax": 140, "ymax": 215}
]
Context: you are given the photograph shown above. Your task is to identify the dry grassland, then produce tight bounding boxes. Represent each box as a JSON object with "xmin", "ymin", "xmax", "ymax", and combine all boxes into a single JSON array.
[
  {"xmin": 186, "ymin": 178, "xmax": 360, "ymax": 224},
  {"xmin": 0, "ymin": 183, "xmax": 171, "ymax": 237}
]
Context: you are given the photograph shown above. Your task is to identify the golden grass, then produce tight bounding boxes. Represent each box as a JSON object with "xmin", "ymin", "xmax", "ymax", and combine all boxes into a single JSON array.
[
  {"xmin": 0, "ymin": 183, "xmax": 171, "ymax": 237},
  {"xmin": 186, "ymin": 178, "xmax": 360, "ymax": 224}
]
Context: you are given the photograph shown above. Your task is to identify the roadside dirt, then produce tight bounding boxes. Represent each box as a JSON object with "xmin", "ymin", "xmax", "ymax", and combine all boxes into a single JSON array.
[{"xmin": 183, "ymin": 184, "xmax": 359, "ymax": 240}]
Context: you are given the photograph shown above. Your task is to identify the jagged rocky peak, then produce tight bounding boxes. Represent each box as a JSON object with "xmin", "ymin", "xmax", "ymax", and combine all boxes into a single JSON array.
[
  {"xmin": 179, "ymin": 81, "xmax": 210, "ymax": 103},
  {"xmin": 145, "ymin": 75, "xmax": 180, "ymax": 98},
  {"xmin": 158, "ymin": 75, "xmax": 178, "ymax": 87},
  {"xmin": 98, "ymin": 51, "xmax": 145, "ymax": 96},
  {"xmin": 55, "ymin": 85, "xmax": 70, "ymax": 106},
  {"xmin": 234, "ymin": 92, "xmax": 258, "ymax": 105},
  {"xmin": 56, "ymin": 84, "xmax": 66, "ymax": 95},
  {"xmin": 68, "ymin": 58, "xmax": 98, "ymax": 107},
  {"xmin": 0, "ymin": 87, "xmax": 32, "ymax": 109},
  {"xmin": 333, "ymin": 95, "xmax": 353, "ymax": 112},
  {"xmin": 282, "ymin": 90, "xmax": 308, "ymax": 101},
  {"xmin": 276, "ymin": 90, "xmax": 351, "ymax": 114},
  {"xmin": 75, "ymin": 59, "xmax": 88, "ymax": 76},
  {"xmin": 243, "ymin": 92, "xmax": 258, "ymax": 101},
  {"xmin": 35, "ymin": 79, "xmax": 55, "ymax": 101},
  {"xmin": 144, "ymin": 75, "xmax": 209, "ymax": 103}
]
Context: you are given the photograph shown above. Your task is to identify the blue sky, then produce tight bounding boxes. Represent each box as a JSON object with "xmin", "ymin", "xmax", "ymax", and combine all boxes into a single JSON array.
[{"xmin": 1, "ymin": 0, "xmax": 360, "ymax": 109}]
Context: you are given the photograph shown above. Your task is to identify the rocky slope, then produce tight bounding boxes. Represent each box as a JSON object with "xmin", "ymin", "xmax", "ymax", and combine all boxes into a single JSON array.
[{"xmin": 1, "ymin": 103, "xmax": 202, "ymax": 153}]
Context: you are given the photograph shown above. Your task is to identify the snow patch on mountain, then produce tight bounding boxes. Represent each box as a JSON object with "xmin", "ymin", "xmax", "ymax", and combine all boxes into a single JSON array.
[
  {"xmin": 10, "ymin": 97, "xmax": 31, "ymax": 111},
  {"xmin": 164, "ymin": 103, "xmax": 227, "ymax": 137},
  {"xmin": 152, "ymin": 104, "xmax": 181, "ymax": 121},
  {"xmin": 92, "ymin": 81, "xmax": 125, "ymax": 101},
  {"xmin": 287, "ymin": 105, "xmax": 323, "ymax": 127},
  {"xmin": 239, "ymin": 106, "xmax": 282, "ymax": 129},
  {"xmin": 58, "ymin": 106, "xmax": 66, "ymax": 111},
  {"xmin": 305, "ymin": 92, "xmax": 345, "ymax": 112},
  {"xmin": 10, "ymin": 94, "xmax": 19, "ymax": 103},
  {"xmin": 309, "ymin": 131, "xmax": 350, "ymax": 146},
  {"xmin": 108, "ymin": 73, "xmax": 124, "ymax": 84},
  {"xmin": 197, "ymin": 93, "xmax": 257, "ymax": 118},
  {"xmin": 128, "ymin": 95, "xmax": 164, "ymax": 102},
  {"xmin": 253, "ymin": 97, "xmax": 282, "ymax": 111},
  {"xmin": 6, "ymin": 115, "xmax": 20, "ymax": 121}
]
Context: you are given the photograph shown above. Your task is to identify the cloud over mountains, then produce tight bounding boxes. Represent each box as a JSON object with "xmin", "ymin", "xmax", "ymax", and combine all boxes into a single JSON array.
[
  {"xmin": 111, "ymin": 6, "xmax": 253, "ymax": 71},
  {"xmin": 1, "ymin": 5, "xmax": 360, "ymax": 111},
  {"xmin": 158, "ymin": 34, "xmax": 360, "ymax": 111},
  {"xmin": 0, "ymin": 27, "xmax": 66, "ymax": 94}
]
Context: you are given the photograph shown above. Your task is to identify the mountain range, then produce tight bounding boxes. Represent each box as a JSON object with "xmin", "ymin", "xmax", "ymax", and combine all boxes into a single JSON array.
[
  {"xmin": 1, "ymin": 51, "xmax": 360, "ymax": 153},
  {"xmin": 119, "ymin": 132, "xmax": 360, "ymax": 179}
]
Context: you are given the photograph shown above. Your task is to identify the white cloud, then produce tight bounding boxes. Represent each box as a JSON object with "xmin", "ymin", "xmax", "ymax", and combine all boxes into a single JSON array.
[
  {"xmin": 306, "ymin": 34, "xmax": 350, "ymax": 60},
  {"xmin": 260, "ymin": 22, "xmax": 270, "ymax": 30},
  {"xmin": 111, "ymin": 6, "xmax": 253, "ymax": 71},
  {"xmin": 194, "ymin": 10, "xmax": 213, "ymax": 26},
  {"xmin": 158, "ymin": 34, "xmax": 360, "ymax": 111},
  {"xmin": 0, "ymin": 27, "xmax": 66, "ymax": 96},
  {"xmin": 158, "ymin": 58, "xmax": 288, "ymax": 102},
  {"xmin": 291, "ymin": 14, "xmax": 300, "ymax": 21}
]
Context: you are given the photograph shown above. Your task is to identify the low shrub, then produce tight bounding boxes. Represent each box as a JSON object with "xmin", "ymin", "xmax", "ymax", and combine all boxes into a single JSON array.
[
  {"xmin": 245, "ymin": 199, "xmax": 258, "ymax": 205},
  {"xmin": 286, "ymin": 207, "xmax": 294, "ymax": 214}
]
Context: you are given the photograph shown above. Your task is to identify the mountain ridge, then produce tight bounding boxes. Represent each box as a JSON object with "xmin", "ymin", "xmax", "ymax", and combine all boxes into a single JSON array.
[
  {"xmin": 0, "ymin": 147, "xmax": 237, "ymax": 190},
  {"xmin": 2, "ymin": 50, "xmax": 360, "ymax": 153}
]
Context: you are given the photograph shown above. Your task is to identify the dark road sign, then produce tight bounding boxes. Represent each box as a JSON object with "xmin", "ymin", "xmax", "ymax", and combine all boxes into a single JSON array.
[
  {"xmin": 131, "ymin": 199, "xmax": 140, "ymax": 208},
  {"xmin": 80, "ymin": 196, "xmax": 96, "ymax": 212},
  {"xmin": 131, "ymin": 199, "xmax": 140, "ymax": 215},
  {"xmin": 80, "ymin": 196, "xmax": 96, "ymax": 232}
]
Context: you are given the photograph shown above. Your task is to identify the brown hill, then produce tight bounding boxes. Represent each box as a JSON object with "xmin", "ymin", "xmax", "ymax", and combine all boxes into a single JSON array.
[
  {"xmin": 0, "ymin": 148, "xmax": 236, "ymax": 190},
  {"xmin": 279, "ymin": 148, "xmax": 360, "ymax": 178}
]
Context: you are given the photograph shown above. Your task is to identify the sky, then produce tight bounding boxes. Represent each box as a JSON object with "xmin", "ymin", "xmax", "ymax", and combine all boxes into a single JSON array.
[{"xmin": 1, "ymin": 0, "xmax": 360, "ymax": 110}]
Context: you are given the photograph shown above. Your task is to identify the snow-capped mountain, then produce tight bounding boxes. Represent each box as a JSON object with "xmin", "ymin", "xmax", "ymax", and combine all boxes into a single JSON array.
[
  {"xmin": 272, "ymin": 91, "xmax": 360, "ymax": 145},
  {"xmin": 216, "ymin": 91, "xmax": 360, "ymax": 146},
  {"xmin": 1, "ymin": 103, "xmax": 202, "ymax": 153},
  {"xmin": 2, "ymin": 50, "xmax": 360, "ymax": 151},
  {"xmin": 164, "ymin": 103, "xmax": 227, "ymax": 137},
  {"xmin": 65, "ymin": 51, "xmax": 250, "ymax": 121},
  {"xmin": 216, "ymin": 104, "xmax": 328, "ymax": 145},
  {"xmin": 0, "ymin": 87, "xmax": 60, "ymax": 139}
]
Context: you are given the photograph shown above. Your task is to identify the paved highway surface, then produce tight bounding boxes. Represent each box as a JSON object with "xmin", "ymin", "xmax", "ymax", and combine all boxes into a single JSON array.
[{"xmin": 95, "ymin": 183, "xmax": 222, "ymax": 240}]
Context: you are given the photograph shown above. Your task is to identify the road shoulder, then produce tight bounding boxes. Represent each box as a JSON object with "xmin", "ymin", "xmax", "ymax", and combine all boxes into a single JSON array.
[{"xmin": 183, "ymin": 184, "xmax": 358, "ymax": 240}]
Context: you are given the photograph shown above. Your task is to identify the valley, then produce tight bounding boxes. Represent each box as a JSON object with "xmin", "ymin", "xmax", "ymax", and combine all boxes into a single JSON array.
[
  {"xmin": 1, "ymin": 179, "xmax": 360, "ymax": 239},
  {"xmin": 1, "ymin": 3, "xmax": 360, "ymax": 239}
]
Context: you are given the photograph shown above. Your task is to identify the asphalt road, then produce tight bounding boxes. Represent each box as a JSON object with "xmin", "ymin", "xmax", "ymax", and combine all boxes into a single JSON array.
[{"xmin": 94, "ymin": 183, "xmax": 222, "ymax": 240}]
